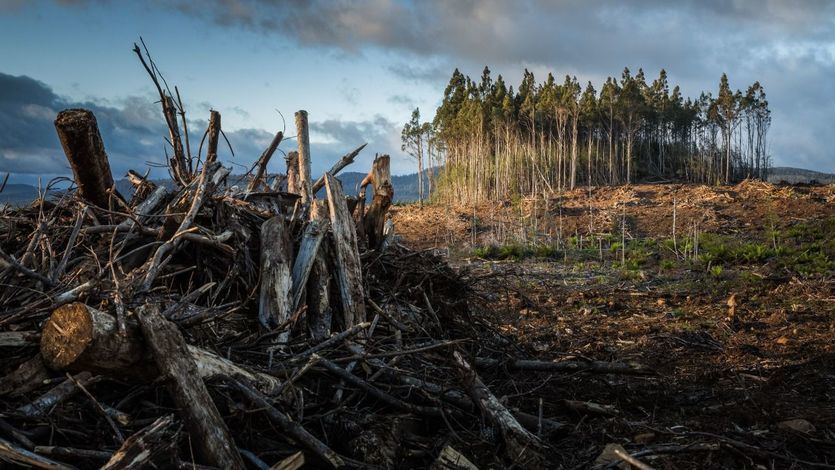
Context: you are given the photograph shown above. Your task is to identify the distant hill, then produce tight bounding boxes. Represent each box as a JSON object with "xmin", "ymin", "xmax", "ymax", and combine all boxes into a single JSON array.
[
  {"xmin": 768, "ymin": 167, "xmax": 835, "ymax": 184},
  {"xmin": 1, "ymin": 171, "xmax": 427, "ymax": 206}
]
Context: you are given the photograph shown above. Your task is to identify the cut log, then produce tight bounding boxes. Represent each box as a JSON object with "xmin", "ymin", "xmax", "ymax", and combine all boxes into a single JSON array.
[
  {"xmin": 361, "ymin": 154, "xmax": 393, "ymax": 249},
  {"xmin": 40, "ymin": 303, "xmax": 281, "ymax": 394},
  {"xmin": 311, "ymin": 143, "xmax": 367, "ymax": 194},
  {"xmin": 54, "ymin": 109, "xmax": 119, "ymax": 209},
  {"xmin": 100, "ymin": 415, "xmax": 177, "ymax": 470},
  {"xmin": 136, "ymin": 303, "xmax": 245, "ymax": 469},
  {"xmin": 294, "ymin": 110, "xmax": 312, "ymax": 204},
  {"xmin": 453, "ymin": 351, "xmax": 543, "ymax": 468},
  {"xmin": 259, "ymin": 216, "xmax": 294, "ymax": 335},
  {"xmin": 286, "ymin": 151, "xmax": 300, "ymax": 195},
  {"xmin": 324, "ymin": 173, "xmax": 366, "ymax": 328}
]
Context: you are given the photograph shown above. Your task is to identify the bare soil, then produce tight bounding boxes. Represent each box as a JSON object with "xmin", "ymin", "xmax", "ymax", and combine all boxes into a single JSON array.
[{"xmin": 393, "ymin": 182, "xmax": 835, "ymax": 468}]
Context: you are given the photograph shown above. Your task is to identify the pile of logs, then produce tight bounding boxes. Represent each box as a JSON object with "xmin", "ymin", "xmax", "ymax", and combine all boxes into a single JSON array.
[{"xmin": 0, "ymin": 47, "xmax": 654, "ymax": 469}]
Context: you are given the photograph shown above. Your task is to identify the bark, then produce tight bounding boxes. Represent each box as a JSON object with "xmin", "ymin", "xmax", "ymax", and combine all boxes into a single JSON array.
[
  {"xmin": 324, "ymin": 173, "xmax": 366, "ymax": 328},
  {"xmin": 306, "ymin": 200, "xmax": 332, "ymax": 341},
  {"xmin": 135, "ymin": 303, "xmax": 245, "ymax": 469},
  {"xmin": 54, "ymin": 109, "xmax": 118, "ymax": 209}
]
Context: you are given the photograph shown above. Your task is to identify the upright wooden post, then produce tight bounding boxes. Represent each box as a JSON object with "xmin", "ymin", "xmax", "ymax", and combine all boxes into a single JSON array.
[
  {"xmin": 295, "ymin": 110, "xmax": 312, "ymax": 203},
  {"xmin": 54, "ymin": 109, "xmax": 117, "ymax": 208}
]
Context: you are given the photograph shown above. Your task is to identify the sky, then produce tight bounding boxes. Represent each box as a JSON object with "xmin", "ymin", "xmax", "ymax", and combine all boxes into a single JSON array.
[{"xmin": 0, "ymin": 0, "xmax": 833, "ymax": 185}]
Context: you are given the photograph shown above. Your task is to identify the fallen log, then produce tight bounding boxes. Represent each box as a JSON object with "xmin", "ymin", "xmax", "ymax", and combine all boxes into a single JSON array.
[
  {"xmin": 40, "ymin": 302, "xmax": 281, "ymax": 393},
  {"xmin": 453, "ymin": 351, "xmax": 543, "ymax": 468},
  {"xmin": 228, "ymin": 377, "xmax": 345, "ymax": 468},
  {"xmin": 136, "ymin": 303, "xmax": 245, "ymax": 469},
  {"xmin": 324, "ymin": 173, "xmax": 366, "ymax": 328},
  {"xmin": 54, "ymin": 108, "xmax": 119, "ymax": 209},
  {"xmin": 0, "ymin": 437, "xmax": 75, "ymax": 470}
]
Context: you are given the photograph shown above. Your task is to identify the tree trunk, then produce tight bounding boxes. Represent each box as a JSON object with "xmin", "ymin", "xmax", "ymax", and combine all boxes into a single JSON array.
[
  {"xmin": 54, "ymin": 109, "xmax": 119, "ymax": 209},
  {"xmin": 295, "ymin": 110, "xmax": 312, "ymax": 203},
  {"xmin": 324, "ymin": 173, "xmax": 366, "ymax": 329},
  {"xmin": 361, "ymin": 155, "xmax": 393, "ymax": 250},
  {"xmin": 259, "ymin": 216, "xmax": 294, "ymax": 335}
]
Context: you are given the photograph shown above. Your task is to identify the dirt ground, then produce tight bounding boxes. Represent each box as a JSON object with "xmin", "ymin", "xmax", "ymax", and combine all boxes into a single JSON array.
[{"xmin": 393, "ymin": 182, "xmax": 835, "ymax": 468}]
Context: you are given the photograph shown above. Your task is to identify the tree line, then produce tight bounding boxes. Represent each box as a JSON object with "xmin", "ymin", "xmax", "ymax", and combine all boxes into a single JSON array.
[{"xmin": 402, "ymin": 66, "xmax": 771, "ymax": 204}]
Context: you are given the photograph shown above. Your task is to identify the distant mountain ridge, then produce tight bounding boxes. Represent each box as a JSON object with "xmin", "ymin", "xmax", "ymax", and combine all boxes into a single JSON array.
[
  {"xmin": 3, "ymin": 167, "xmax": 831, "ymax": 205},
  {"xmin": 0, "ymin": 171, "xmax": 430, "ymax": 205},
  {"xmin": 767, "ymin": 167, "xmax": 835, "ymax": 184}
]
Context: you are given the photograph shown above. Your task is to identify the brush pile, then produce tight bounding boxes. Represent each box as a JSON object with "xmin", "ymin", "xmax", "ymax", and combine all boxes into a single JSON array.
[{"xmin": 0, "ymin": 46, "xmax": 656, "ymax": 470}]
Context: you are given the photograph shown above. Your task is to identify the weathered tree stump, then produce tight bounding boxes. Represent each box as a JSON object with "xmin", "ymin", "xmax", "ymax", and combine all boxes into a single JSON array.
[
  {"xmin": 294, "ymin": 110, "xmax": 312, "ymax": 203},
  {"xmin": 54, "ymin": 109, "xmax": 118, "ymax": 208},
  {"xmin": 361, "ymin": 154, "xmax": 393, "ymax": 249}
]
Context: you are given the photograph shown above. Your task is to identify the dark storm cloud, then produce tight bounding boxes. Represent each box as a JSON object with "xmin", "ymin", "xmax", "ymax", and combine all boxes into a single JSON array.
[
  {"xmin": 150, "ymin": 0, "xmax": 835, "ymax": 170},
  {"xmin": 0, "ymin": 72, "xmax": 281, "ymax": 183}
]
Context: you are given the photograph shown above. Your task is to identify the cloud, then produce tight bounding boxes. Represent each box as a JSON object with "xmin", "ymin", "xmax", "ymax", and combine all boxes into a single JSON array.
[
  {"xmin": 144, "ymin": 0, "xmax": 835, "ymax": 171},
  {"xmin": 0, "ymin": 71, "xmax": 417, "ymax": 185},
  {"xmin": 0, "ymin": 72, "xmax": 295, "ymax": 183}
]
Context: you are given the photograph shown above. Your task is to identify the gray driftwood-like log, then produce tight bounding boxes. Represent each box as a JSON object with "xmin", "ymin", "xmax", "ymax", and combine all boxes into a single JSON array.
[
  {"xmin": 16, "ymin": 371, "xmax": 94, "ymax": 418},
  {"xmin": 40, "ymin": 303, "xmax": 281, "ymax": 393},
  {"xmin": 294, "ymin": 110, "xmax": 312, "ymax": 203},
  {"xmin": 286, "ymin": 151, "xmax": 300, "ymax": 195},
  {"xmin": 136, "ymin": 304, "xmax": 245, "ymax": 470},
  {"xmin": 258, "ymin": 216, "xmax": 294, "ymax": 335},
  {"xmin": 311, "ymin": 143, "xmax": 367, "ymax": 194},
  {"xmin": 247, "ymin": 130, "xmax": 283, "ymax": 193},
  {"xmin": 228, "ymin": 378, "xmax": 345, "ymax": 468},
  {"xmin": 100, "ymin": 415, "xmax": 177, "ymax": 470},
  {"xmin": 0, "ymin": 437, "xmax": 75, "ymax": 470},
  {"xmin": 54, "ymin": 109, "xmax": 118, "ymax": 209},
  {"xmin": 361, "ymin": 154, "xmax": 393, "ymax": 249},
  {"xmin": 306, "ymin": 201, "xmax": 332, "ymax": 340},
  {"xmin": 291, "ymin": 216, "xmax": 327, "ymax": 311},
  {"xmin": 324, "ymin": 173, "xmax": 366, "ymax": 328},
  {"xmin": 453, "ymin": 351, "xmax": 543, "ymax": 468}
]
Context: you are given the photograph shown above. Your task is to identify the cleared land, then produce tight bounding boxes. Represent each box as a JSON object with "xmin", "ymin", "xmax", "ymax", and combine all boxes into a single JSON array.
[{"xmin": 394, "ymin": 182, "xmax": 834, "ymax": 468}]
